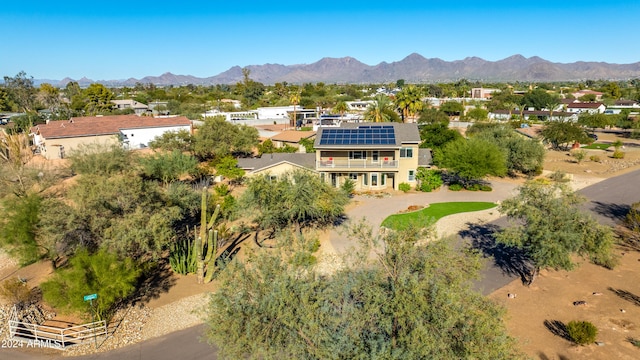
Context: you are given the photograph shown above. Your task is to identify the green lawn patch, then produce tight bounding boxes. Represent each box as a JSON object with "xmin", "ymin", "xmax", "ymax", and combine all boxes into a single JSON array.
[
  {"xmin": 582, "ymin": 143, "xmax": 610, "ymax": 150},
  {"xmin": 381, "ymin": 202, "xmax": 497, "ymax": 231}
]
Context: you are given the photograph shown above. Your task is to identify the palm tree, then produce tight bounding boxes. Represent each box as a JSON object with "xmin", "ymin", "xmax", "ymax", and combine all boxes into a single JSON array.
[
  {"xmin": 364, "ymin": 95, "xmax": 392, "ymax": 123},
  {"xmin": 394, "ymin": 85, "xmax": 424, "ymax": 122},
  {"xmin": 289, "ymin": 90, "xmax": 301, "ymax": 129},
  {"xmin": 333, "ymin": 101, "xmax": 348, "ymax": 121}
]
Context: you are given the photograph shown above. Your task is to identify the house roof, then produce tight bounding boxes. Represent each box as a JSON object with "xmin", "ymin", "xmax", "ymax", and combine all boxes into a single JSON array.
[
  {"xmin": 418, "ymin": 148, "xmax": 432, "ymax": 167},
  {"xmin": 314, "ymin": 122, "xmax": 420, "ymax": 149},
  {"xmin": 270, "ymin": 130, "xmax": 316, "ymax": 143},
  {"xmin": 615, "ymin": 100, "xmax": 638, "ymax": 106},
  {"xmin": 32, "ymin": 115, "xmax": 191, "ymax": 139},
  {"xmin": 567, "ymin": 102, "xmax": 604, "ymax": 109},
  {"xmin": 237, "ymin": 153, "xmax": 316, "ymax": 173}
]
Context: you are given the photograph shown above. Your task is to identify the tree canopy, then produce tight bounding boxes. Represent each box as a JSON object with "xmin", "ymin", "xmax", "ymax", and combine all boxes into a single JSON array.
[
  {"xmin": 434, "ymin": 137, "xmax": 507, "ymax": 184},
  {"xmin": 496, "ymin": 180, "xmax": 617, "ymax": 284},
  {"xmin": 205, "ymin": 226, "xmax": 522, "ymax": 359},
  {"xmin": 541, "ymin": 121, "xmax": 591, "ymax": 150},
  {"xmin": 193, "ymin": 116, "xmax": 259, "ymax": 160}
]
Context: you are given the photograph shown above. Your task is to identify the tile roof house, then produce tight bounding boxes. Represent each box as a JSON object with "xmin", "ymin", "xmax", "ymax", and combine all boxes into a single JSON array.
[
  {"xmin": 269, "ymin": 130, "xmax": 316, "ymax": 150},
  {"xmin": 31, "ymin": 115, "xmax": 192, "ymax": 159},
  {"xmin": 314, "ymin": 122, "xmax": 425, "ymax": 191}
]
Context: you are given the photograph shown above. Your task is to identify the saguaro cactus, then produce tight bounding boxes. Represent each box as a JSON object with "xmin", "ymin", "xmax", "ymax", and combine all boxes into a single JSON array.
[{"xmin": 195, "ymin": 187, "xmax": 221, "ymax": 284}]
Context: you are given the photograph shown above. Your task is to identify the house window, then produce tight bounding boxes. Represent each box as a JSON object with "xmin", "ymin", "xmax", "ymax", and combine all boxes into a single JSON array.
[
  {"xmin": 371, "ymin": 151, "xmax": 379, "ymax": 162},
  {"xmin": 371, "ymin": 173, "xmax": 379, "ymax": 186},
  {"xmin": 400, "ymin": 147, "xmax": 413, "ymax": 158},
  {"xmin": 349, "ymin": 173, "xmax": 358, "ymax": 180},
  {"xmin": 349, "ymin": 151, "xmax": 366, "ymax": 160},
  {"xmin": 408, "ymin": 170, "xmax": 416, "ymax": 182}
]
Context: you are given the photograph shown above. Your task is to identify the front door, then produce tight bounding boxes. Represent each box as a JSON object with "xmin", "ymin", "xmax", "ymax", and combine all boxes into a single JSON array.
[{"xmin": 331, "ymin": 173, "xmax": 338, "ymax": 187}]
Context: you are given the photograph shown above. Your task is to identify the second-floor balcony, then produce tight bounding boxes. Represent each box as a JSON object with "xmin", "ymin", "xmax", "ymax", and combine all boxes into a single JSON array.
[{"xmin": 316, "ymin": 159, "xmax": 398, "ymax": 169}]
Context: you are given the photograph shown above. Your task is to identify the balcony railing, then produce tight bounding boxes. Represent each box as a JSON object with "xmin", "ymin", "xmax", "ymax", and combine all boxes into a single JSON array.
[{"xmin": 317, "ymin": 159, "xmax": 398, "ymax": 169}]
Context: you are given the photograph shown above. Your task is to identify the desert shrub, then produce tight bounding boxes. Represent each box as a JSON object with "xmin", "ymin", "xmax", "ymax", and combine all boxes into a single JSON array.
[
  {"xmin": 341, "ymin": 178, "xmax": 356, "ymax": 196},
  {"xmin": 479, "ymin": 184, "xmax": 493, "ymax": 191},
  {"xmin": 631, "ymin": 130, "xmax": 640, "ymax": 139},
  {"xmin": 0, "ymin": 278, "xmax": 36, "ymax": 308},
  {"xmin": 567, "ymin": 320, "xmax": 598, "ymax": 345},
  {"xmin": 548, "ymin": 170, "xmax": 570, "ymax": 183},
  {"xmin": 448, "ymin": 183, "xmax": 463, "ymax": 191},
  {"xmin": 399, "ymin": 182, "xmax": 411, "ymax": 193},
  {"xmin": 571, "ymin": 149, "xmax": 587, "ymax": 163},
  {"xmin": 628, "ymin": 337, "xmax": 640, "ymax": 347},
  {"xmin": 415, "ymin": 168, "xmax": 443, "ymax": 192},
  {"xmin": 612, "ymin": 150, "xmax": 625, "ymax": 159},
  {"xmin": 41, "ymin": 249, "xmax": 142, "ymax": 321},
  {"xmin": 626, "ymin": 202, "xmax": 640, "ymax": 233},
  {"xmin": 589, "ymin": 155, "xmax": 601, "ymax": 163}
]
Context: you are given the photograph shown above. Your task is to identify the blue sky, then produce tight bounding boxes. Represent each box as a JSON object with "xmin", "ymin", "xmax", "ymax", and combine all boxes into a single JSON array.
[{"xmin": 3, "ymin": 0, "xmax": 639, "ymax": 80}]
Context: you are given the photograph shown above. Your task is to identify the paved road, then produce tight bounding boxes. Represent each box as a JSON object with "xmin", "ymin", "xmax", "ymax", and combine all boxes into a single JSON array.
[
  {"xmin": 471, "ymin": 169, "xmax": 640, "ymax": 294},
  {"xmin": 4, "ymin": 170, "xmax": 640, "ymax": 359}
]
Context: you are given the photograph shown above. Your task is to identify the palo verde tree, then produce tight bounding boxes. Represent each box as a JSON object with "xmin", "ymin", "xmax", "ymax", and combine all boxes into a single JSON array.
[
  {"xmin": 193, "ymin": 115, "xmax": 259, "ymax": 160},
  {"xmin": 496, "ymin": 180, "xmax": 617, "ymax": 284},
  {"xmin": 240, "ymin": 170, "xmax": 349, "ymax": 234},
  {"xmin": 205, "ymin": 224, "xmax": 523, "ymax": 359}
]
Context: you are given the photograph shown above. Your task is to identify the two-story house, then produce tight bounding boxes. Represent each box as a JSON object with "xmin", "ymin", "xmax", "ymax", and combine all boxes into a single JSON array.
[{"xmin": 314, "ymin": 122, "xmax": 422, "ymax": 191}]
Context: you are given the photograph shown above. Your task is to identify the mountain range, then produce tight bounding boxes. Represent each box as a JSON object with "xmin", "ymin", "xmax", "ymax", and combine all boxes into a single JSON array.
[{"xmin": 46, "ymin": 54, "xmax": 640, "ymax": 87}]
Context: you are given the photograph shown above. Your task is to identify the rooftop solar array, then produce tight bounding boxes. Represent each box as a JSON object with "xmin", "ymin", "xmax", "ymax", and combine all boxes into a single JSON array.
[{"xmin": 318, "ymin": 125, "xmax": 396, "ymax": 145}]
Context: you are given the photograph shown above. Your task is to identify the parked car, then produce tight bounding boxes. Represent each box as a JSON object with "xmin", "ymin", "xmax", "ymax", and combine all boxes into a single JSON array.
[{"xmin": 587, "ymin": 133, "xmax": 598, "ymax": 141}]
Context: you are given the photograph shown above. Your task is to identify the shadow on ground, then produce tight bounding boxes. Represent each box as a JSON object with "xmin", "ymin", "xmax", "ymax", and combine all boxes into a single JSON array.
[
  {"xmin": 609, "ymin": 287, "xmax": 640, "ymax": 306},
  {"xmin": 590, "ymin": 201, "xmax": 631, "ymax": 222},
  {"xmin": 544, "ymin": 320, "xmax": 572, "ymax": 342},
  {"xmin": 135, "ymin": 260, "xmax": 177, "ymax": 305},
  {"xmin": 460, "ymin": 223, "xmax": 531, "ymax": 285}
]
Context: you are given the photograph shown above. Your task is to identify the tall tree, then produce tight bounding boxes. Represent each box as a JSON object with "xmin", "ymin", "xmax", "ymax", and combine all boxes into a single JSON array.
[
  {"xmin": 205, "ymin": 226, "xmax": 523, "ymax": 359},
  {"xmin": 541, "ymin": 121, "xmax": 591, "ymax": 150},
  {"xmin": 364, "ymin": 94, "xmax": 395, "ymax": 122},
  {"xmin": 84, "ymin": 83, "xmax": 115, "ymax": 115},
  {"xmin": 333, "ymin": 100, "xmax": 348, "ymax": 120},
  {"xmin": 434, "ymin": 137, "xmax": 507, "ymax": 185},
  {"xmin": 193, "ymin": 116, "xmax": 258, "ymax": 160},
  {"xmin": 394, "ymin": 85, "xmax": 423, "ymax": 122},
  {"xmin": 289, "ymin": 89, "xmax": 301, "ymax": 128},
  {"xmin": 3, "ymin": 71, "xmax": 36, "ymax": 112},
  {"xmin": 496, "ymin": 180, "xmax": 617, "ymax": 284}
]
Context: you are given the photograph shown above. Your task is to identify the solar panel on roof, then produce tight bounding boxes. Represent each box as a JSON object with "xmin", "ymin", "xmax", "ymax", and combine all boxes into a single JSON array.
[{"xmin": 318, "ymin": 127, "xmax": 396, "ymax": 145}]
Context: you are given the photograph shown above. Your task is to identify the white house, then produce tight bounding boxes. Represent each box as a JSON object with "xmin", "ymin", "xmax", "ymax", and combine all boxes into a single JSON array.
[{"xmin": 566, "ymin": 102, "xmax": 606, "ymax": 114}]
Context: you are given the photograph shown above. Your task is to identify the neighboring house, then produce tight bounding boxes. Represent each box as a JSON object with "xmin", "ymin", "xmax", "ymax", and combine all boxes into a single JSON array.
[
  {"xmin": 571, "ymin": 90, "xmax": 603, "ymax": 101},
  {"xmin": 269, "ymin": 130, "xmax": 316, "ymax": 151},
  {"xmin": 346, "ymin": 100, "xmax": 374, "ymax": 112},
  {"xmin": 31, "ymin": 115, "xmax": 192, "ymax": 159},
  {"xmin": 112, "ymin": 100, "xmax": 149, "ymax": 115},
  {"xmin": 471, "ymin": 88, "xmax": 499, "ymax": 99},
  {"xmin": 237, "ymin": 153, "xmax": 316, "ymax": 178},
  {"xmin": 489, "ymin": 110, "xmax": 578, "ymax": 122},
  {"xmin": 566, "ymin": 102, "xmax": 606, "ymax": 114},
  {"xmin": 314, "ymin": 122, "xmax": 424, "ymax": 191}
]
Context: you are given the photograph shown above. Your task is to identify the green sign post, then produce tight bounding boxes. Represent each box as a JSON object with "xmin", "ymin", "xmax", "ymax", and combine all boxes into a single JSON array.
[{"xmin": 83, "ymin": 293, "xmax": 98, "ymax": 349}]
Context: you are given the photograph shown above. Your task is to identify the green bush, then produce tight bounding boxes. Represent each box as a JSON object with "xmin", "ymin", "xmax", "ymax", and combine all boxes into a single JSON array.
[
  {"xmin": 448, "ymin": 183, "xmax": 463, "ymax": 191},
  {"xmin": 612, "ymin": 150, "xmax": 625, "ymax": 159},
  {"xmin": 341, "ymin": 179, "xmax": 356, "ymax": 196},
  {"xmin": 466, "ymin": 183, "xmax": 480, "ymax": 191},
  {"xmin": 548, "ymin": 170, "xmax": 570, "ymax": 183},
  {"xmin": 399, "ymin": 182, "xmax": 411, "ymax": 193},
  {"xmin": 567, "ymin": 320, "xmax": 598, "ymax": 345},
  {"xmin": 41, "ymin": 249, "xmax": 142, "ymax": 321},
  {"xmin": 479, "ymin": 184, "xmax": 492, "ymax": 191},
  {"xmin": 415, "ymin": 168, "xmax": 443, "ymax": 192},
  {"xmin": 571, "ymin": 149, "xmax": 587, "ymax": 163},
  {"xmin": 589, "ymin": 155, "xmax": 601, "ymax": 163}
]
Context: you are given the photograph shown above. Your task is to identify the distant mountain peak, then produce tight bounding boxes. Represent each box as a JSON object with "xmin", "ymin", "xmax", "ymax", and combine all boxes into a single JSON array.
[{"xmin": 39, "ymin": 54, "xmax": 640, "ymax": 87}]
